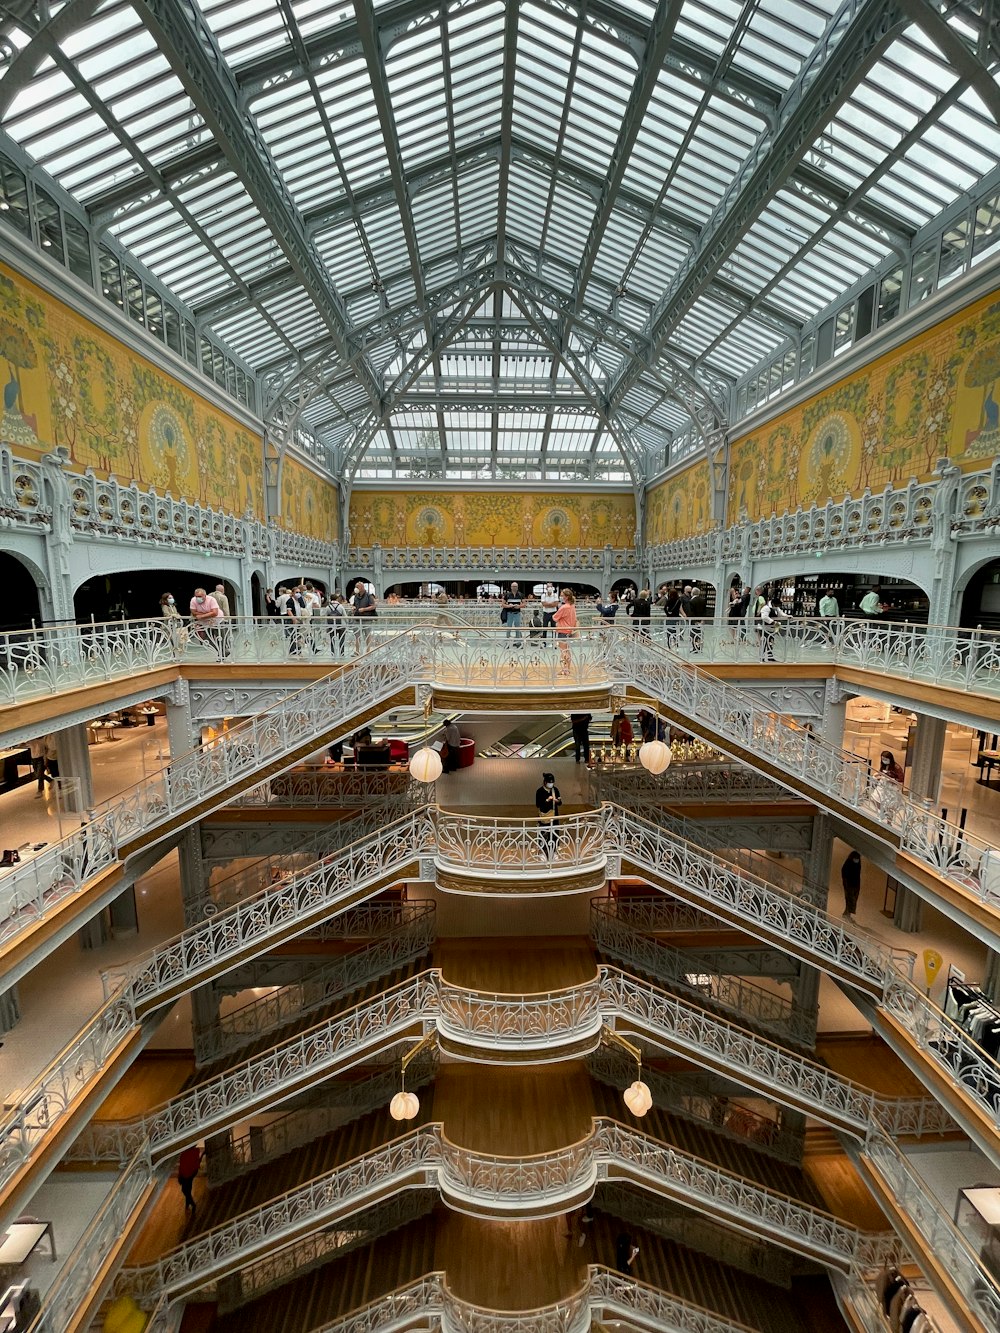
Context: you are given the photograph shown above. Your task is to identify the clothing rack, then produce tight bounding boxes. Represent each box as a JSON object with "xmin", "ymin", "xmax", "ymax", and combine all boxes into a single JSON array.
[
  {"xmin": 877, "ymin": 1268, "xmax": 937, "ymax": 1333},
  {"xmin": 944, "ymin": 966, "xmax": 1000, "ymax": 1059}
]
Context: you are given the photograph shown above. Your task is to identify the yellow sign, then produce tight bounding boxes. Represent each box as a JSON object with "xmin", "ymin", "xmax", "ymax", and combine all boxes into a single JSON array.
[{"xmin": 923, "ymin": 948, "xmax": 943, "ymax": 990}]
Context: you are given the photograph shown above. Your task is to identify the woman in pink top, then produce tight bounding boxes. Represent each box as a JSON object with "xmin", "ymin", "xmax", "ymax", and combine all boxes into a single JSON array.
[{"xmin": 551, "ymin": 588, "xmax": 577, "ymax": 676}]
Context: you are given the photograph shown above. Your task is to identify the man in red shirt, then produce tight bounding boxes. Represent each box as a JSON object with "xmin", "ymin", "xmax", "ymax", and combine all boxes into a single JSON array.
[{"xmin": 177, "ymin": 1144, "xmax": 202, "ymax": 1213}]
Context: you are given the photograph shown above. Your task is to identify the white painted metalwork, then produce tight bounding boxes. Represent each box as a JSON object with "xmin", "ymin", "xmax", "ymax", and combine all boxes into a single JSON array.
[
  {"xmin": 346, "ymin": 545, "xmax": 634, "ymax": 576},
  {"xmin": 591, "ymin": 897, "xmax": 816, "ymax": 1046},
  {"xmin": 29, "ymin": 1145, "xmax": 154, "ymax": 1333},
  {"xmin": 435, "ymin": 978, "xmax": 603, "ymax": 1055},
  {"xmin": 862, "ymin": 1132, "xmax": 1000, "ymax": 1330},
  {"xmin": 434, "ymin": 811, "xmax": 607, "ymax": 878},
  {"xmin": 120, "ymin": 1118, "xmax": 886, "ymax": 1305},
  {"xmin": 194, "ymin": 900, "xmax": 436, "ymax": 1064}
]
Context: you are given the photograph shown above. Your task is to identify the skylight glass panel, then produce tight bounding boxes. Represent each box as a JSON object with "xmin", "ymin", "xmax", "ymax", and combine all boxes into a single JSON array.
[{"xmin": 201, "ymin": 0, "xmax": 289, "ymax": 63}]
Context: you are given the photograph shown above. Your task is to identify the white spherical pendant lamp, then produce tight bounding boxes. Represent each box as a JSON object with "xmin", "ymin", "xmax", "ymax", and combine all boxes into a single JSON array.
[
  {"xmin": 390, "ymin": 1090, "xmax": 421, "ymax": 1121},
  {"xmin": 638, "ymin": 739, "xmax": 671, "ymax": 774},
  {"xmin": 409, "ymin": 746, "xmax": 443, "ymax": 783},
  {"xmin": 623, "ymin": 1079, "xmax": 652, "ymax": 1117}
]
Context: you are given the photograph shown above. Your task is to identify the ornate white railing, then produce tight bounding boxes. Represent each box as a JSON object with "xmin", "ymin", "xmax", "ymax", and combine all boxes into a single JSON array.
[
  {"xmin": 195, "ymin": 900, "xmax": 437, "ymax": 1064},
  {"xmin": 240, "ymin": 1268, "xmax": 762, "ymax": 1333},
  {"xmin": 0, "ymin": 616, "xmax": 176, "ymax": 706},
  {"xmin": 596, "ymin": 761, "xmax": 790, "ymax": 804},
  {"xmin": 210, "ymin": 1053, "xmax": 439, "ymax": 1184},
  {"xmin": 230, "ymin": 767, "xmax": 420, "ymax": 811},
  {"xmin": 4, "ymin": 798, "xmax": 987, "ymax": 1216},
  {"xmin": 435, "ymin": 977, "xmax": 603, "ymax": 1053},
  {"xmin": 591, "ymin": 897, "xmax": 815, "ymax": 1045},
  {"xmin": 29, "ymin": 1145, "xmax": 154, "ymax": 1333},
  {"xmin": 345, "ymin": 543, "xmax": 634, "ymax": 574},
  {"xmin": 612, "ymin": 633, "xmax": 1000, "ymax": 904},
  {"xmin": 434, "ymin": 810, "xmax": 607, "ymax": 877},
  {"xmin": 863, "ymin": 1133, "xmax": 1000, "ymax": 1330},
  {"xmin": 121, "ymin": 1117, "xmax": 889, "ymax": 1305},
  {"xmin": 587, "ymin": 1044, "xmax": 805, "ymax": 1166}
]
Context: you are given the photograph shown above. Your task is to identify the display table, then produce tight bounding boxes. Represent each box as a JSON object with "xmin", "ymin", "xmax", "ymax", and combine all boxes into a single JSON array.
[
  {"xmin": 955, "ymin": 1187, "xmax": 1000, "ymax": 1280},
  {"xmin": 0, "ymin": 1221, "xmax": 55, "ymax": 1264}
]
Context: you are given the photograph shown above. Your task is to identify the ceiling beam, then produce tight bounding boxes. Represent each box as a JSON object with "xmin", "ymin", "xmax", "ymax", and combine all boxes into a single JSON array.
[
  {"xmin": 608, "ymin": 0, "xmax": 909, "ymax": 408},
  {"xmin": 131, "ymin": 0, "xmax": 384, "ymax": 415},
  {"xmin": 572, "ymin": 0, "xmax": 685, "ymax": 312}
]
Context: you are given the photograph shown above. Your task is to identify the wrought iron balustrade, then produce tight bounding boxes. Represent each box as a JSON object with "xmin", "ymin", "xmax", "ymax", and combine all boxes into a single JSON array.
[
  {"xmin": 862, "ymin": 1130, "xmax": 1000, "ymax": 1330},
  {"xmin": 0, "ymin": 616, "xmax": 175, "ymax": 707},
  {"xmin": 195, "ymin": 900, "xmax": 437, "ymax": 1064},
  {"xmin": 29, "ymin": 1146, "xmax": 154, "ymax": 1333},
  {"xmin": 434, "ymin": 809, "xmax": 607, "ymax": 875},
  {"xmin": 435, "ymin": 977, "xmax": 604, "ymax": 1050},
  {"xmin": 591, "ymin": 897, "xmax": 815, "ymax": 1046}
]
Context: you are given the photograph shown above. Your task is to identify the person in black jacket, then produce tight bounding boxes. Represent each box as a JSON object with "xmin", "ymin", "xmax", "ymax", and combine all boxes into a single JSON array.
[
  {"xmin": 629, "ymin": 586, "xmax": 652, "ymax": 637},
  {"xmin": 535, "ymin": 772, "xmax": 562, "ymax": 858},
  {"xmin": 570, "ymin": 713, "xmax": 592, "ymax": 764},
  {"xmin": 841, "ymin": 850, "xmax": 862, "ymax": 919}
]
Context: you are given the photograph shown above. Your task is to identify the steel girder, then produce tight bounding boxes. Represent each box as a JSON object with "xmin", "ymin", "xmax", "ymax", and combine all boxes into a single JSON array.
[
  {"xmin": 608, "ymin": 0, "xmax": 912, "ymax": 409},
  {"xmin": 130, "ymin": 0, "xmax": 385, "ymax": 414},
  {"xmin": 571, "ymin": 0, "xmax": 685, "ymax": 315}
]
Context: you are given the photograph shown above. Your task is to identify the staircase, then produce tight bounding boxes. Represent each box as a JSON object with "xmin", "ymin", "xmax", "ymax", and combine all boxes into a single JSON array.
[
  {"xmin": 205, "ymin": 1211, "xmax": 438, "ymax": 1333},
  {"xmin": 588, "ymin": 1081, "xmax": 818, "ymax": 1209},
  {"xmin": 586, "ymin": 1207, "xmax": 809, "ymax": 1333},
  {"xmin": 190, "ymin": 1091, "xmax": 436, "ymax": 1246}
]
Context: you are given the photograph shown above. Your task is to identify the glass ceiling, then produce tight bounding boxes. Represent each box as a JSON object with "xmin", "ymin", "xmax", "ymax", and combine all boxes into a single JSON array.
[{"xmin": 2, "ymin": 0, "xmax": 999, "ymax": 482}]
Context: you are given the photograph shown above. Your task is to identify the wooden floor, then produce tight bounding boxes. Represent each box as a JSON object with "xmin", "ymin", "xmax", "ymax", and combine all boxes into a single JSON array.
[
  {"xmin": 815, "ymin": 1033, "xmax": 927, "ymax": 1096},
  {"xmin": 433, "ymin": 936, "xmax": 598, "ymax": 992},
  {"xmin": 802, "ymin": 1130, "xmax": 891, "ymax": 1231},
  {"xmin": 433, "ymin": 1210, "xmax": 584, "ymax": 1310},
  {"xmin": 94, "ymin": 1052, "xmax": 194, "ymax": 1118}
]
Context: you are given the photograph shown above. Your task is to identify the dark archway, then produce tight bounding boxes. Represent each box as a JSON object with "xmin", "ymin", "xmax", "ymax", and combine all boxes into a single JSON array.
[
  {"xmin": 0, "ymin": 552, "xmax": 42, "ymax": 631},
  {"xmin": 960, "ymin": 558, "xmax": 1000, "ymax": 631},
  {"xmin": 74, "ymin": 569, "xmax": 236, "ymax": 623},
  {"xmin": 250, "ymin": 572, "xmax": 264, "ymax": 617}
]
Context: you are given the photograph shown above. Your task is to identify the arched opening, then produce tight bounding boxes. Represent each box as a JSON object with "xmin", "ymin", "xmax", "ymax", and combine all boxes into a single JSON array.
[
  {"xmin": 250, "ymin": 572, "xmax": 265, "ymax": 618},
  {"xmin": 74, "ymin": 569, "xmax": 236, "ymax": 623},
  {"xmin": 960, "ymin": 558, "xmax": 1000, "ymax": 631},
  {"xmin": 0, "ymin": 552, "xmax": 43, "ymax": 631}
]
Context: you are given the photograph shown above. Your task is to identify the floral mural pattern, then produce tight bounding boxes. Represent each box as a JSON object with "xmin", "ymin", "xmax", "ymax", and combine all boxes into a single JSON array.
[
  {"xmin": 646, "ymin": 460, "xmax": 713, "ymax": 544},
  {"xmin": 728, "ymin": 290, "xmax": 1000, "ymax": 523},
  {"xmin": 281, "ymin": 455, "xmax": 339, "ymax": 541},
  {"xmin": 0, "ymin": 262, "xmax": 265, "ymax": 518},
  {"xmin": 349, "ymin": 490, "xmax": 636, "ymax": 548}
]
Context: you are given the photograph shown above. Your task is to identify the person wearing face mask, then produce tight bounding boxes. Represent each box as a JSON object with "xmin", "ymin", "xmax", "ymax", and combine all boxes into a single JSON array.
[
  {"xmin": 189, "ymin": 586, "xmax": 226, "ymax": 659},
  {"xmin": 879, "ymin": 750, "xmax": 905, "ymax": 783},
  {"xmin": 535, "ymin": 771, "xmax": 562, "ymax": 859},
  {"xmin": 159, "ymin": 592, "xmax": 187, "ymax": 652},
  {"xmin": 871, "ymin": 748, "xmax": 905, "ymax": 813}
]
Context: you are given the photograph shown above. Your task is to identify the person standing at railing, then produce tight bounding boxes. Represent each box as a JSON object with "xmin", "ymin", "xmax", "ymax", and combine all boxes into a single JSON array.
[
  {"xmin": 190, "ymin": 588, "xmax": 227, "ymax": 660},
  {"xmin": 758, "ymin": 594, "xmax": 790, "ymax": 662},
  {"xmin": 213, "ymin": 583, "xmax": 230, "ymax": 618},
  {"xmin": 325, "ymin": 589, "xmax": 348, "ymax": 656},
  {"xmin": 158, "ymin": 592, "xmax": 188, "ymax": 653},
  {"xmin": 535, "ymin": 772, "xmax": 562, "ymax": 859},
  {"xmin": 351, "ymin": 581, "xmax": 378, "ymax": 649},
  {"xmin": 570, "ymin": 713, "xmax": 592, "ymax": 764},
  {"xmin": 541, "ymin": 582, "xmax": 559, "ymax": 641},
  {"xmin": 595, "ymin": 591, "xmax": 619, "ymax": 628},
  {"xmin": 662, "ymin": 583, "xmax": 681, "ymax": 648},
  {"xmin": 819, "ymin": 589, "xmax": 840, "ymax": 618},
  {"xmin": 628, "ymin": 586, "xmax": 652, "ymax": 638},
  {"xmin": 615, "ymin": 1232, "xmax": 639, "ymax": 1275},
  {"xmin": 502, "ymin": 582, "xmax": 523, "ymax": 646},
  {"xmin": 552, "ymin": 588, "xmax": 577, "ymax": 676}
]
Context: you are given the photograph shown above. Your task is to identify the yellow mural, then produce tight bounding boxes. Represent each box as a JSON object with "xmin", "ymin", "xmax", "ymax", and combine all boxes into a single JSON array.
[
  {"xmin": 729, "ymin": 289, "xmax": 1000, "ymax": 523},
  {"xmin": 280, "ymin": 455, "xmax": 339, "ymax": 541},
  {"xmin": 646, "ymin": 459, "xmax": 713, "ymax": 544},
  {"xmin": 349, "ymin": 490, "xmax": 636, "ymax": 548},
  {"xmin": 0, "ymin": 261, "xmax": 265, "ymax": 518}
]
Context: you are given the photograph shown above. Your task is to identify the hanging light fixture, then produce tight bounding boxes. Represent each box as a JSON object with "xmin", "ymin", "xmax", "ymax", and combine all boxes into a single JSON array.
[
  {"xmin": 390, "ymin": 1089, "xmax": 421, "ymax": 1121},
  {"xmin": 602, "ymin": 1026, "xmax": 652, "ymax": 1118},
  {"xmin": 638, "ymin": 709, "xmax": 671, "ymax": 774},
  {"xmin": 409, "ymin": 746, "xmax": 443, "ymax": 783},
  {"xmin": 389, "ymin": 1031, "xmax": 437, "ymax": 1121}
]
